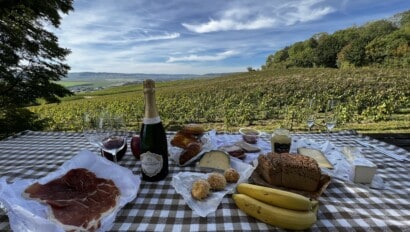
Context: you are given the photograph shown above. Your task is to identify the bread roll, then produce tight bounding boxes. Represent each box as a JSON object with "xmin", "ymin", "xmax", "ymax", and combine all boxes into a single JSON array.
[
  {"xmin": 181, "ymin": 124, "xmax": 205, "ymax": 136},
  {"xmin": 179, "ymin": 142, "xmax": 202, "ymax": 165},
  {"xmin": 171, "ymin": 131, "xmax": 198, "ymax": 149}
]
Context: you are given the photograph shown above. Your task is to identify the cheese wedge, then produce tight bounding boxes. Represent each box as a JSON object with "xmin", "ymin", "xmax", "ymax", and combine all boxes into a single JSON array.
[
  {"xmin": 297, "ymin": 147, "xmax": 333, "ymax": 169},
  {"xmin": 198, "ymin": 150, "xmax": 230, "ymax": 171}
]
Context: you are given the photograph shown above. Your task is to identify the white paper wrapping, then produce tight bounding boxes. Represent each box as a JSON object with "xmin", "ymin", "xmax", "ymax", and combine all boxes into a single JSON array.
[
  {"xmin": 171, "ymin": 158, "xmax": 255, "ymax": 217},
  {"xmin": 290, "ymin": 137, "xmax": 352, "ymax": 181},
  {"xmin": 169, "ymin": 130, "xmax": 216, "ymax": 166},
  {"xmin": 212, "ymin": 132, "xmax": 272, "ymax": 164},
  {"xmin": 290, "ymin": 138, "xmax": 384, "ymax": 188},
  {"xmin": 0, "ymin": 150, "xmax": 141, "ymax": 232}
]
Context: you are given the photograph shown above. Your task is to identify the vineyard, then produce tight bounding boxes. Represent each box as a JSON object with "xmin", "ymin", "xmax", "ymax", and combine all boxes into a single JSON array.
[{"xmin": 28, "ymin": 68, "xmax": 410, "ymax": 133}]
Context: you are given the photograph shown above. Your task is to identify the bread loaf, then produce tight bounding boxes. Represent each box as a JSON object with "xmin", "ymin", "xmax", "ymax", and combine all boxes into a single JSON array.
[
  {"xmin": 171, "ymin": 125, "xmax": 206, "ymax": 165},
  {"xmin": 180, "ymin": 124, "xmax": 205, "ymax": 136},
  {"xmin": 257, "ymin": 153, "xmax": 321, "ymax": 192},
  {"xmin": 179, "ymin": 142, "xmax": 202, "ymax": 165},
  {"xmin": 171, "ymin": 131, "xmax": 198, "ymax": 149}
]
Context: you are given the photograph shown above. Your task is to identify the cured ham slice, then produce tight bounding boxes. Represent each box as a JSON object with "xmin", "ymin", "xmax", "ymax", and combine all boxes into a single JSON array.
[{"xmin": 23, "ymin": 168, "xmax": 120, "ymax": 231}]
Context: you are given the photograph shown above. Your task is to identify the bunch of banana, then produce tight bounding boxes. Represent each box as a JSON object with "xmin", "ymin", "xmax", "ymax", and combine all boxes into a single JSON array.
[{"xmin": 233, "ymin": 183, "xmax": 319, "ymax": 230}]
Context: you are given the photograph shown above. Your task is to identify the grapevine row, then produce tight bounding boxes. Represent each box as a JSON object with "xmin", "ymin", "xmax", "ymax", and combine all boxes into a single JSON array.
[{"xmin": 28, "ymin": 68, "xmax": 410, "ymax": 132}]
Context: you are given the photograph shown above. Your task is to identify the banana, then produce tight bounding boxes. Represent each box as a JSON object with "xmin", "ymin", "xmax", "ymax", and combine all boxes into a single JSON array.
[
  {"xmin": 237, "ymin": 183, "xmax": 318, "ymax": 211},
  {"xmin": 233, "ymin": 194, "xmax": 317, "ymax": 230}
]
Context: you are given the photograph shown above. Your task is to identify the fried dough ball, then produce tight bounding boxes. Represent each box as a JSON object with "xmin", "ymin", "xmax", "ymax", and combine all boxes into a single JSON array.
[
  {"xmin": 207, "ymin": 172, "xmax": 227, "ymax": 191},
  {"xmin": 191, "ymin": 179, "xmax": 210, "ymax": 200},
  {"xmin": 224, "ymin": 168, "xmax": 240, "ymax": 183}
]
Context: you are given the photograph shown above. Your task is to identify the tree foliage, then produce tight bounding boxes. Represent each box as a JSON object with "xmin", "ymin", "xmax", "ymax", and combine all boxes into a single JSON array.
[
  {"xmin": 263, "ymin": 10, "xmax": 410, "ymax": 69},
  {"xmin": 0, "ymin": 0, "xmax": 74, "ymax": 137}
]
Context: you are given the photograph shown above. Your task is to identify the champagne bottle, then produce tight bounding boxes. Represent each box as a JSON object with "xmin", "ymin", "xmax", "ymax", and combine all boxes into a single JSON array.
[{"xmin": 139, "ymin": 79, "xmax": 169, "ymax": 181}]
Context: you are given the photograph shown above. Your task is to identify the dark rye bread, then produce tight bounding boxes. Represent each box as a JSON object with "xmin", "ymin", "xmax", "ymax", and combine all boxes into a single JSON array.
[
  {"xmin": 257, "ymin": 153, "xmax": 321, "ymax": 192},
  {"xmin": 258, "ymin": 154, "xmax": 282, "ymax": 186}
]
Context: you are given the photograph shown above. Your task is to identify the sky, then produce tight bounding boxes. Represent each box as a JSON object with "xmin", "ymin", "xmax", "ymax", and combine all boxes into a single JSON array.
[{"xmin": 51, "ymin": 0, "xmax": 410, "ymax": 74}]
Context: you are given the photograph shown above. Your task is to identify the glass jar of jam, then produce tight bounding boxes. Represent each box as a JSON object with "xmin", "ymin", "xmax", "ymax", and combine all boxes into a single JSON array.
[{"xmin": 271, "ymin": 128, "xmax": 291, "ymax": 153}]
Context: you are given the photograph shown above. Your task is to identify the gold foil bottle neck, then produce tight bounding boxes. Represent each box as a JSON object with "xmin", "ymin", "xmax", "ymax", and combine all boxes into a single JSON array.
[
  {"xmin": 143, "ymin": 79, "xmax": 155, "ymax": 89},
  {"xmin": 143, "ymin": 79, "xmax": 155, "ymax": 94},
  {"xmin": 143, "ymin": 79, "xmax": 159, "ymax": 119}
]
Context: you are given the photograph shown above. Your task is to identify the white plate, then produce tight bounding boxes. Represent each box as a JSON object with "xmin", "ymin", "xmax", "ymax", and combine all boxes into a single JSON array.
[{"xmin": 0, "ymin": 150, "xmax": 141, "ymax": 232}]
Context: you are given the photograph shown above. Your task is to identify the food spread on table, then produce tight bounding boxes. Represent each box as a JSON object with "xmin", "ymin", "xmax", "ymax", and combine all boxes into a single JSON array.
[
  {"xmin": 168, "ymin": 123, "xmax": 363, "ymax": 229},
  {"xmin": 1, "ymin": 122, "xmax": 402, "ymax": 231}
]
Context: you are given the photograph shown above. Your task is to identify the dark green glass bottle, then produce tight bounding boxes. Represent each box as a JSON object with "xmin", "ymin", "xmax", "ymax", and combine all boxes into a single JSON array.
[{"xmin": 139, "ymin": 79, "xmax": 168, "ymax": 182}]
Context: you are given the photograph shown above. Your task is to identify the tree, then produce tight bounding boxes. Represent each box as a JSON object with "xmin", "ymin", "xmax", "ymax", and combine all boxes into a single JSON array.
[
  {"xmin": 361, "ymin": 20, "xmax": 397, "ymax": 42},
  {"xmin": 366, "ymin": 29, "xmax": 410, "ymax": 67},
  {"xmin": 333, "ymin": 27, "xmax": 360, "ymax": 44},
  {"xmin": 337, "ymin": 38, "xmax": 367, "ymax": 67},
  {"xmin": 399, "ymin": 10, "xmax": 410, "ymax": 27},
  {"xmin": 287, "ymin": 41, "xmax": 316, "ymax": 67},
  {"xmin": 262, "ymin": 10, "xmax": 410, "ymax": 70},
  {"xmin": 263, "ymin": 47, "xmax": 289, "ymax": 69},
  {"xmin": 314, "ymin": 34, "xmax": 343, "ymax": 68},
  {"xmin": 0, "ymin": 0, "xmax": 74, "ymax": 137}
]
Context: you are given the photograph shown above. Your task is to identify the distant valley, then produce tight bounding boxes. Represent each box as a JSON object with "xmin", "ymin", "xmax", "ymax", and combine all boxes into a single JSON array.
[{"xmin": 60, "ymin": 72, "xmax": 231, "ymax": 92}]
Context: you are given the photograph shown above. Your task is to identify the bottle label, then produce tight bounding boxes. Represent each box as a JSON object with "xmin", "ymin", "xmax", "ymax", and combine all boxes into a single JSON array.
[
  {"xmin": 273, "ymin": 142, "xmax": 291, "ymax": 153},
  {"xmin": 143, "ymin": 116, "xmax": 161, "ymax": 125},
  {"xmin": 141, "ymin": 151, "xmax": 163, "ymax": 177}
]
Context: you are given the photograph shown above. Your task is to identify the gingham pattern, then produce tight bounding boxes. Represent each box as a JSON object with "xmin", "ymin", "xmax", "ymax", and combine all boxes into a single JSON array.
[{"xmin": 0, "ymin": 130, "xmax": 409, "ymax": 231}]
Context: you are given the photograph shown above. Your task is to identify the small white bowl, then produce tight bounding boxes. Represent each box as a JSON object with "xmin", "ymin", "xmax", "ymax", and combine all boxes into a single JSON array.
[{"xmin": 239, "ymin": 128, "xmax": 261, "ymax": 144}]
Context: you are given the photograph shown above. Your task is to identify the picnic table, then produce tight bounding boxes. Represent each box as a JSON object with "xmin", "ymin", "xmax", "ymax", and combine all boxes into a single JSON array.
[{"xmin": 0, "ymin": 130, "xmax": 409, "ymax": 231}]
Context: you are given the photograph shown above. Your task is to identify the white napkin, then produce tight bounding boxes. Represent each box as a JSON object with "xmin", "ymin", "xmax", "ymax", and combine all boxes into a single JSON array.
[
  {"xmin": 0, "ymin": 150, "xmax": 141, "ymax": 232},
  {"xmin": 290, "ymin": 138, "xmax": 352, "ymax": 182},
  {"xmin": 171, "ymin": 158, "xmax": 255, "ymax": 217},
  {"xmin": 290, "ymin": 138, "xmax": 386, "ymax": 188}
]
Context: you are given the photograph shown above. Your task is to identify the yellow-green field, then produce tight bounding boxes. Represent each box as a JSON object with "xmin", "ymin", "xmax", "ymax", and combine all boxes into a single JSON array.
[{"xmin": 57, "ymin": 81, "xmax": 93, "ymax": 87}]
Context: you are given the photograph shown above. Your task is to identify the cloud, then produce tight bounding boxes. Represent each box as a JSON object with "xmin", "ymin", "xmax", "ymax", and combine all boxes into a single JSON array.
[
  {"xmin": 50, "ymin": 0, "xmax": 403, "ymax": 74},
  {"xmin": 166, "ymin": 50, "xmax": 238, "ymax": 63},
  {"xmin": 182, "ymin": 0, "xmax": 335, "ymax": 33},
  {"xmin": 134, "ymin": 32, "xmax": 180, "ymax": 42},
  {"xmin": 279, "ymin": 0, "xmax": 335, "ymax": 25},
  {"xmin": 53, "ymin": 1, "xmax": 180, "ymax": 47},
  {"xmin": 182, "ymin": 17, "xmax": 276, "ymax": 33}
]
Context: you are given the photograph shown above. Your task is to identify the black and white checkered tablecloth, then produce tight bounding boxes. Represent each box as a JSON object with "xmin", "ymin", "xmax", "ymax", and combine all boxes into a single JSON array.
[{"xmin": 0, "ymin": 130, "xmax": 409, "ymax": 231}]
